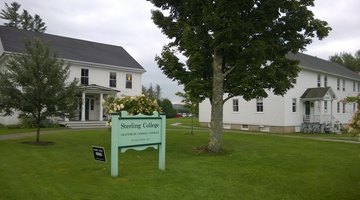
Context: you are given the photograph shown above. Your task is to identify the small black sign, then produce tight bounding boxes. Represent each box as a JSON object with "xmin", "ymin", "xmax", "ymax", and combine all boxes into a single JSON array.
[{"xmin": 92, "ymin": 146, "xmax": 106, "ymax": 162}]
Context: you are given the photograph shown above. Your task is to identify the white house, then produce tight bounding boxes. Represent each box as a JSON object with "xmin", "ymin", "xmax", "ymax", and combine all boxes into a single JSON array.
[
  {"xmin": 199, "ymin": 53, "xmax": 360, "ymax": 133},
  {"xmin": 0, "ymin": 26, "xmax": 145, "ymax": 126}
]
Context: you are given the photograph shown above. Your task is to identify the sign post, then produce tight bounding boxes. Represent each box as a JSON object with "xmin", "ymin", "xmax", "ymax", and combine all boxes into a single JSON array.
[{"xmin": 111, "ymin": 111, "xmax": 166, "ymax": 177}]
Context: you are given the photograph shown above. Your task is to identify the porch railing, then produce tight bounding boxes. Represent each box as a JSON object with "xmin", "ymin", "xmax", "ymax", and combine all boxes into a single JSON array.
[
  {"xmin": 303, "ymin": 114, "xmax": 332, "ymax": 123},
  {"xmin": 302, "ymin": 115, "xmax": 342, "ymax": 133}
]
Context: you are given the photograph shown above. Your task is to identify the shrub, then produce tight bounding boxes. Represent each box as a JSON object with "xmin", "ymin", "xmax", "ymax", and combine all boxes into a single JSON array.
[{"xmin": 104, "ymin": 95, "xmax": 161, "ymax": 116}]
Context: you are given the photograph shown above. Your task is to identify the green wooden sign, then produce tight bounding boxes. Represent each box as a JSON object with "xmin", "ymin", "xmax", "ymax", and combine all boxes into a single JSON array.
[{"xmin": 111, "ymin": 111, "xmax": 166, "ymax": 177}]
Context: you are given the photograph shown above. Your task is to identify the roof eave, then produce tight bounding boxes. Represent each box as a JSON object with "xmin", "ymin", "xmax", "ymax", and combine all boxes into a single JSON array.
[
  {"xmin": 64, "ymin": 58, "xmax": 146, "ymax": 74},
  {"xmin": 300, "ymin": 65, "xmax": 360, "ymax": 81}
]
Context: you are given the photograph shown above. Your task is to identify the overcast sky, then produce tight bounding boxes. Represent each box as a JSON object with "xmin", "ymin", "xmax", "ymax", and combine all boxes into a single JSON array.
[{"xmin": 1, "ymin": 0, "xmax": 359, "ymax": 103}]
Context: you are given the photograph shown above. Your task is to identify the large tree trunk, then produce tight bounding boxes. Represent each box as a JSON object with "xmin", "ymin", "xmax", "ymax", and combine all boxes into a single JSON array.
[{"xmin": 208, "ymin": 50, "xmax": 224, "ymax": 153}]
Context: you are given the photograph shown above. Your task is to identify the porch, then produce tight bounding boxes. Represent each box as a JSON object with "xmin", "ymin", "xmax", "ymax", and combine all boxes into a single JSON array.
[
  {"xmin": 60, "ymin": 84, "xmax": 119, "ymax": 127},
  {"xmin": 300, "ymin": 87, "xmax": 340, "ymax": 133}
]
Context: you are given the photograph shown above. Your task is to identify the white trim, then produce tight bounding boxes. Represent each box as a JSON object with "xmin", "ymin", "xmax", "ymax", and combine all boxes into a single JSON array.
[
  {"xmin": 99, "ymin": 93, "xmax": 104, "ymax": 121},
  {"xmin": 81, "ymin": 92, "xmax": 86, "ymax": 121},
  {"xmin": 63, "ymin": 58, "xmax": 146, "ymax": 74},
  {"xmin": 2, "ymin": 51, "xmax": 146, "ymax": 74}
]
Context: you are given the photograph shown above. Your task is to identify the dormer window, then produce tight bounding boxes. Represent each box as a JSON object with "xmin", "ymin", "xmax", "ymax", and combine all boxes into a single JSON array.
[{"xmin": 81, "ymin": 68, "xmax": 89, "ymax": 85}]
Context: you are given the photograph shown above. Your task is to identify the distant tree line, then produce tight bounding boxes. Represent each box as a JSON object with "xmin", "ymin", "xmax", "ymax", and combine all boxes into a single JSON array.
[
  {"xmin": 142, "ymin": 84, "xmax": 176, "ymax": 118},
  {"xmin": 330, "ymin": 50, "xmax": 360, "ymax": 73}
]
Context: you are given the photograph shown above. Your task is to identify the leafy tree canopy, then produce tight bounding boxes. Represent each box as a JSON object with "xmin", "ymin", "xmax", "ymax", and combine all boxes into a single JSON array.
[
  {"xmin": 176, "ymin": 91, "xmax": 199, "ymax": 116},
  {"xmin": 342, "ymin": 95, "xmax": 360, "ymax": 138},
  {"xmin": 0, "ymin": 1, "xmax": 47, "ymax": 32},
  {"xmin": 148, "ymin": 0, "xmax": 331, "ymax": 152},
  {"xmin": 329, "ymin": 50, "xmax": 360, "ymax": 72},
  {"xmin": 150, "ymin": 0, "xmax": 331, "ymax": 102},
  {"xmin": 0, "ymin": 39, "xmax": 79, "ymax": 142}
]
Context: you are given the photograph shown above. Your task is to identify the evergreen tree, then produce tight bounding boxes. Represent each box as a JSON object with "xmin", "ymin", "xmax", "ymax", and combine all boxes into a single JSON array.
[
  {"xmin": 0, "ymin": 1, "xmax": 47, "ymax": 32},
  {"xmin": 143, "ymin": 84, "xmax": 162, "ymax": 100},
  {"xmin": 0, "ymin": 2, "xmax": 20, "ymax": 28},
  {"xmin": 0, "ymin": 39, "xmax": 79, "ymax": 142},
  {"xmin": 148, "ymin": 0, "xmax": 331, "ymax": 152}
]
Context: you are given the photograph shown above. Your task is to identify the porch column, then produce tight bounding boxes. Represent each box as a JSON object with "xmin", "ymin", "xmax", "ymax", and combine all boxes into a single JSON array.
[
  {"xmin": 81, "ymin": 91, "xmax": 86, "ymax": 121},
  {"xmin": 99, "ymin": 93, "xmax": 103, "ymax": 121},
  {"xmin": 330, "ymin": 100, "xmax": 333, "ymax": 125}
]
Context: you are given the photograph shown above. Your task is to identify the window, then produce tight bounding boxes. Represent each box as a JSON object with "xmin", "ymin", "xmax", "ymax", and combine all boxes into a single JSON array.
[
  {"xmin": 343, "ymin": 79, "xmax": 346, "ymax": 91},
  {"xmin": 232, "ymin": 99, "xmax": 239, "ymax": 112},
  {"xmin": 353, "ymin": 81, "xmax": 356, "ymax": 92},
  {"xmin": 223, "ymin": 123, "xmax": 231, "ymax": 129},
  {"xmin": 317, "ymin": 74, "xmax": 321, "ymax": 87},
  {"xmin": 324, "ymin": 101, "xmax": 328, "ymax": 112},
  {"xmin": 337, "ymin": 102, "xmax": 340, "ymax": 113},
  {"xmin": 337, "ymin": 78, "xmax": 340, "ymax": 90},
  {"xmin": 109, "ymin": 72, "xmax": 117, "ymax": 88},
  {"xmin": 256, "ymin": 98, "xmax": 263, "ymax": 112},
  {"xmin": 292, "ymin": 98, "xmax": 297, "ymax": 112},
  {"xmin": 358, "ymin": 82, "xmax": 360, "ymax": 92},
  {"xmin": 241, "ymin": 124, "xmax": 249, "ymax": 130},
  {"xmin": 259, "ymin": 125, "xmax": 270, "ymax": 132},
  {"xmin": 324, "ymin": 75, "xmax": 327, "ymax": 87},
  {"xmin": 126, "ymin": 74, "xmax": 132, "ymax": 89},
  {"xmin": 81, "ymin": 68, "xmax": 89, "ymax": 85},
  {"xmin": 343, "ymin": 103, "xmax": 346, "ymax": 113}
]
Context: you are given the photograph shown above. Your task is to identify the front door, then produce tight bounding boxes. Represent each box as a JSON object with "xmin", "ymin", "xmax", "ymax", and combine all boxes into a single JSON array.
[
  {"xmin": 305, "ymin": 101, "xmax": 311, "ymax": 116},
  {"xmin": 304, "ymin": 101, "xmax": 311, "ymax": 122}
]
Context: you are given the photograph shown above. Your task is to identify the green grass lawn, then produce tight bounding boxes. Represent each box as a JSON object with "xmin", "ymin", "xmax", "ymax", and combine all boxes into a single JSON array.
[{"xmin": 0, "ymin": 124, "xmax": 359, "ymax": 200}]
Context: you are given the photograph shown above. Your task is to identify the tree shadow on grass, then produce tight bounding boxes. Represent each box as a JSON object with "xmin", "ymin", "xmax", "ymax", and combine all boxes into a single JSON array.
[
  {"xmin": 193, "ymin": 145, "xmax": 232, "ymax": 156},
  {"xmin": 22, "ymin": 141, "xmax": 55, "ymax": 146}
]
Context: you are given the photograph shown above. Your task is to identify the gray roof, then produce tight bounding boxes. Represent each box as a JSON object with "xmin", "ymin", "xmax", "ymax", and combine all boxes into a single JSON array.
[
  {"xmin": 81, "ymin": 84, "xmax": 120, "ymax": 94},
  {"xmin": 0, "ymin": 26, "xmax": 145, "ymax": 72},
  {"xmin": 300, "ymin": 87, "xmax": 336, "ymax": 100},
  {"xmin": 287, "ymin": 52, "xmax": 360, "ymax": 81}
]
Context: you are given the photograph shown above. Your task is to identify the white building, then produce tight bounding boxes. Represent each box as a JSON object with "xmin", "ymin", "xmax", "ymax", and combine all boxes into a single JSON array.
[
  {"xmin": 0, "ymin": 26, "xmax": 145, "ymax": 126},
  {"xmin": 199, "ymin": 53, "xmax": 360, "ymax": 133}
]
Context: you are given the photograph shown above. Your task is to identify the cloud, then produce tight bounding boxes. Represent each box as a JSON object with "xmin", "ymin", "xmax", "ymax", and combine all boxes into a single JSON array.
[
  {"xmin": 307, "ymin": 0, "xmax": 360, "ymax": 59},
  {"xmin": 1, "ymin": 0, "xmax": 359, "ymax": 103}
]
